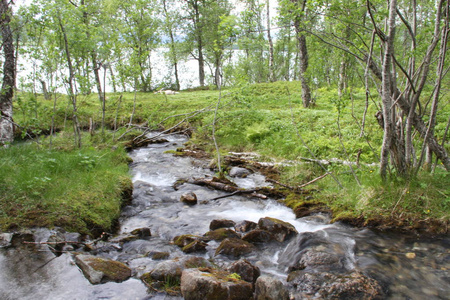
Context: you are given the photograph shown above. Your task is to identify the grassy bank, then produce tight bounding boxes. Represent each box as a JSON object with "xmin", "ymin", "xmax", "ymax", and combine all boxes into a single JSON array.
[
  {"xmin": 4, "ymin": 81, "xmax": 449, "ymax": 234},
  {"xmin": 0, "ymin": 133, "xmax": 132, "ymax": 235}
]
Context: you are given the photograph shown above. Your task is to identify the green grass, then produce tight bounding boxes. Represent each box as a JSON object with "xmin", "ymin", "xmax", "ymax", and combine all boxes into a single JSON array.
[{"xmin": 0, "ymin": 133, "xmax": 131, "ymax": 234}]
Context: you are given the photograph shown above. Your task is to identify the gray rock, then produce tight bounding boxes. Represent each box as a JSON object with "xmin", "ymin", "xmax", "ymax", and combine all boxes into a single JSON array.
[
  {"xmin": 254, "ymin": 275, "xmax": 290, "ymax": 300},
  {"xmin": 229, "ymin": 167, "xmax": 251, "ymax": 178},
  {"xmin": 75, "ymin": 254, "xmax": 132, "ymax": 284},
  {"xmin": 181, "ymin": 268, "xmax": 253, "ymax": 300},
  {"xmin": 287, "ymin": 271, "xmax": 384, "ymax": 300},
  {"xmin": 144, "ymin": 256, "xmax": 212, "ymax": 282}
]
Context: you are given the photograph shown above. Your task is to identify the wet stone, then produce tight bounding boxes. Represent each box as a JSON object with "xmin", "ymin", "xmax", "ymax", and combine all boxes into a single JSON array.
[
  {"xmin": 130, "ymin": 227, "xmax": 152, "ymax": 239},
  {"xmin": 204, "ymin": 228, "xmax": 240, "ymax": 241},
  {"xmin": 181, "ymin": 268, "xmax": 253, "ymax": 300},
  {"xmin": 227, "ymin": 259, "xmax": 261, "ymax": 285},
  {"xmin": 235, "ymin": 220, "xmax": 258, "ymax": 233},
  {"xmin": 255, "ymin": 275, "xmax": 290, "ymax": 300},
  {"xmin": 75, "ymin": 254, "xmax": 132, "ymax": 285},
  {"xmin": 229, "ymin": 167, "xmax": 251, "ymax": 178},
  {"xmin": 180, "ymin": 192, "xmax": 198, "ymax": 205},
  {"xmin": 148, "ymin": 251, "xmax": 170, "ymax": 260},
  {"xmin": 210, "ymin": 219, "xmax": 237, "ymax": 230},
  {"xmin": 215, "ymin": 238, "xmax": 256, "ymax": 259},
  {"xmin": 242, "ymin": 229, "xmax": 274, "ymax": 244},
  {"xmin": 258, "ymin": 217, "xmax": 298, "ymax": 243},
  {"xmin": 182, "ymin": 240, "xmax": 208, "ymax": 253},
  {"xmin": 287, "ymin": 271, "xmax": 385, "ymax": 300}
]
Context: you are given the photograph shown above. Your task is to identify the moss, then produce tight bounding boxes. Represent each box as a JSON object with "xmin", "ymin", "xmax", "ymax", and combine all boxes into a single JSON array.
[
  {"xmin": 204, "ymin": 228, "xmax": 240, "ymax": 241},
  {"xmin": 87, "ymin": 257, "xmax": 131, "ymax": 282}
]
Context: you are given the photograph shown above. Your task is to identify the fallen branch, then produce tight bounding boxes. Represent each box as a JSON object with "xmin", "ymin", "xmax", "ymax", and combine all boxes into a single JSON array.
[
  {"xmin": 190, "ymin": 177, "xmax": 268, "ymax": 200},
  {"xmin": 298, "ymin": 172, "xmax": 331, "ymax": 189}
]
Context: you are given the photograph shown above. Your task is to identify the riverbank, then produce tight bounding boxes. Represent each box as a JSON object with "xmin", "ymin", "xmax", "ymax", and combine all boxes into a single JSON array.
[{"xmin": 0, "ymin": 132, "xmax": 132, "ymax": 235}]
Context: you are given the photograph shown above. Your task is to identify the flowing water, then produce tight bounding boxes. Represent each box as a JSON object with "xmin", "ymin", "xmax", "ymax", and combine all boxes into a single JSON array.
[{"xmin": 0, "ymin": 133, "xmax": 448, "ymax": 299}]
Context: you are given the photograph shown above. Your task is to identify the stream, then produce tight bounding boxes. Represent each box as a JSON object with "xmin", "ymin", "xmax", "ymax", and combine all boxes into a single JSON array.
[{"xmin": 0, "ymin": 133, "xmax": 449, "ymax": 299}]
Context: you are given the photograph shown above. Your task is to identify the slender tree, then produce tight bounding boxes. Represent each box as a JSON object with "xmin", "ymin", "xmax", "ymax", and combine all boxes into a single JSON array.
[{"xmin": 0, "ymin": 0, "xmax": 16, "ymax": 146}]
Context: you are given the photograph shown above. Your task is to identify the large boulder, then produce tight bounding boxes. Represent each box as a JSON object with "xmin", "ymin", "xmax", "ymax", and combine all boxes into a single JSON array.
[
  {"xmin": 278, "ymin": 231, "xmax": 349, "ymax": 273},
  {"xmin": 181, "ymin": 268, "xmax": 253, "ymax": 300},
  {"xmin": 215, "ymin": 238, "xmax": 255, "ymax": 258},
  {"xmin": 287, "ymin": 271, "xmax": 384, "ymax": 300},
  {"xmin": 227, "ymin": 259, "xmax": 260, "ymax": 286},
  {"xmin": 210, "ymin": 219, "xmax": 237, "ymax": 230},
  {"xmin": 257, "ymin": 217, "xmax": 298, "ymax": 242},
  {"xmin": 254, "ymin": 275, "xmax": 290, "ymax": 300},
  {"xmin": 75, "ymin": 254, "xmax": 131, "ymax": 284}
]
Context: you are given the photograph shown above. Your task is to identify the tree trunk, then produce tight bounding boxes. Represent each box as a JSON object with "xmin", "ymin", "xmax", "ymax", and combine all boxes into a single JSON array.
[
  {"xmin": 58, "ymin": 14, "xmax": 81, "ymax": 148},
  {"xmin": 266, "ymin": 0, "xmax": 275, "ymax": 82},
  {"xmin": 0, "ymin": 0, "xmax": 15, "ymax": 146},
  {"xmin": 379, "ymin": 0, "xmax": 397, "ymax": 180},
  {"xmin": 40, "ymin": 79, "xmax": 50, "ymax": 100},
  {"xmin": 163, "ymin": 0, "xmax": 180, "ymax": 91},
  {"xmin": 291, "ymin": 0, "xmax": 312, "ymax": 108},
  {"xmin": 298, "ymin": 34, "xmax": 311, "ymax": 107},
  {"xmin": 109, "ymin": 65, "xmax": 117, "ymax": 93}
]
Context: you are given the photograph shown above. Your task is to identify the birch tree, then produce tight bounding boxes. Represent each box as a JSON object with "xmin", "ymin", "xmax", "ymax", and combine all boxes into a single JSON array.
[{"xmin": 0, "ymin": 0, "xmax": 15, "ymax": 146}]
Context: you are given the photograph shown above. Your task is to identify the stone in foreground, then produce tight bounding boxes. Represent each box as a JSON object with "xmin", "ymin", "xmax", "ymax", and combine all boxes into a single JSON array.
[
  {"xmin": 181, "ymin": 268, "xmax": 253, "ymax": 300},
  {"xmin": 75, "ymin": 254, "xmax": 131, "ymax": 284}
]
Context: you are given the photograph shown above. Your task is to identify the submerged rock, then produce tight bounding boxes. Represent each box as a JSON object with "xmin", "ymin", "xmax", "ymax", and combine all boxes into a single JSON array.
[
  {"xmin": 258, "ymin": 217, "xmax": 298, "ymax": 243},
  {"xmin": 75, "ymin": 254, "xmax": 131, "ymax": 284},
  {"xmin": 287, "ymin": 271, "xmax": 384, "ymax": 300},
  {"xmin": 278, "ymin": 231, "xmax": 349, "ymax": 273},
  {"xmin": 215, "ymin": 238, "xmax": 255, "ymax": 258},
  {"xmin": 210, "ymin": 219, "xmax": 237, "ymax": 230},
  {"xmin": 181, "ymin": 268, "xmax": 253, "ymax": 300},
  {"xmin": 254, "ymin": 275, "xmax": 290, "ymax": 300}
]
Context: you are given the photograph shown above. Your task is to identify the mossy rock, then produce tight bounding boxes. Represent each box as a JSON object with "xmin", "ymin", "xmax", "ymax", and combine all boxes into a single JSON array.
[
  {"xmin": 204, "ymin": 228, "xmax": 240, "ymax": 241},
  {"xmin": 75, "ymin": 254, "xmax": 131, "ymax": 284},
  {"xmin": 182, "ymin": 240, "xmax": 208, "ymax": 253},
  {"xmin": 173, "ymin": 234, "xmax": 201, "ymax": 247},
  {"xmin": 215, "ymin": 238, "xmax": 255, "ymax": 258}
]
